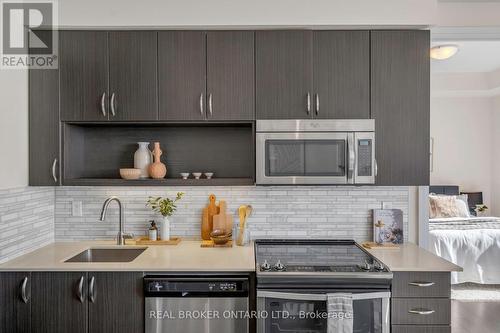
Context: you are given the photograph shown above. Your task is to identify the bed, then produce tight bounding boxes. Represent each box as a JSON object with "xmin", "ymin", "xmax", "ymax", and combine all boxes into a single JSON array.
[{"xmin": 428, "ymin": 186, "xmax": 500, "ymax": 284}]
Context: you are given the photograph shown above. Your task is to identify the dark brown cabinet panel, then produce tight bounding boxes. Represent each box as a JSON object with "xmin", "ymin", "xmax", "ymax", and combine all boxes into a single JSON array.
[
  {"xmin": 207, "ymin": 31, "xmax": 255, "ymax": 121},
  {"xmin": 371, "ymin": 31, "xmax": 430, "ymax": 185},
  {"xmin": 60, "ymin": 31, "xmax": 109, "ymax": 121},
  {"xmin": 88, "ymin": 272, "xmax": 144, "ymax": 333},
  {"xmin": 256, "ymin": 31, "xmax": 313, "ymax": 119},
  {"xmin": 313, "ymin": 31, "xmax": 370, "ymax": 119},
  {"xmin": 109, "ymin": 31, "xmax": 158, "ymax": 121},
  {"xmin": 0, "ymin": 273, "xmax": 31, "ymax": 333},
  {"xmin": 29, "ymin": 65, "xmax": 59, "ymax": 186},
  {"xmin": 31, "ymin": 272, "xmax": 87, "ymax": 333},
  {"xmin": 158, "ymin": 31, "xmax": 206, "ymax": 121}
]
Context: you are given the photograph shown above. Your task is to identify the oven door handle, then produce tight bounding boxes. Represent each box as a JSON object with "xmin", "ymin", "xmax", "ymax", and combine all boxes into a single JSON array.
[{"xmin": 257, "ymin": 290, "xmax": 390, "ymax": 301}]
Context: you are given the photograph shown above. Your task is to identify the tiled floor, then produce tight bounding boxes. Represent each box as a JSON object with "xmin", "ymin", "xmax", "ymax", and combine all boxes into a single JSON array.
[{"xmin": 452, "ymin": 300, "xmax": 500, "ymax": 333}]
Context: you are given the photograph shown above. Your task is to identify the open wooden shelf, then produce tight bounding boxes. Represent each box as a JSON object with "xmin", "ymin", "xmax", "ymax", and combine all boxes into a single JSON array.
[{"xmin": 63, "ymin": 177, "xmax": 255, "ymax": 186}]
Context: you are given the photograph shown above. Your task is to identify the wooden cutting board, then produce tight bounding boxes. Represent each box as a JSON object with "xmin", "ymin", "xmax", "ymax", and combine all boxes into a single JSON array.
[
  {"xmin": 201, "ymin": 194, "xmax": 219, "ymax": 240},
  {"xmin": 213, "ymin": 200, "xmax": 233, "ymax": 233}
]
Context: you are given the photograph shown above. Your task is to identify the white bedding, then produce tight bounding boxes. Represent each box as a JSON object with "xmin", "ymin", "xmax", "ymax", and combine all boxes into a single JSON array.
[{"xmin": 429, "ymin": 217, "xmax": 500, "ymax": 284}]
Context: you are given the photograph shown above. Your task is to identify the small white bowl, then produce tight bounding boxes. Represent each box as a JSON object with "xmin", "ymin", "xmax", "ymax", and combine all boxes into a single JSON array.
[
  {"xmin": 180, "ymin": 173, "xmax": 190, "ymax": 180},
  {"xmin": 204, "ymin": 172, "xmax": 214, "ymax": 179},
  {"xmin": 192, "ymin": 172, "xmax": 202, "ymax": 179},
  {"xmin": 120, "ymin": 168, "xmax": 141, "ymax": 180}
]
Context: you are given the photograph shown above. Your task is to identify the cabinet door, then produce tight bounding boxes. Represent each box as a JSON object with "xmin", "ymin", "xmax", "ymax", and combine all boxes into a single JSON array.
[
  {"xmin": 207, "ymin": 31, "xmax": 255, "ymax": 121},
  {"xmin": 88, "ymin": 272, "xmax": 144, "ymax": 333},
  {"xmin": 158, "ymin": 31, "xmax": 207, "ymax": 121},
  {"xmin": 60, "ymin": 31, "xmax": 109, "ymax": 121},
  {"xmin": 29, "ymin": 59, "xmax": 60, "ymax": 185},
  {"xmin": 313, "ymin": 31, "xmax": 370, "ymax": 119},
  {"xmin": 256, "ymin": 31, "xmax": 313, "ymax": 119},
  {"xmin": 0, "ymin": 273, "xmax": 31, "ymax": 333},
  {"xmin": 109, "ymin": 31, "xmax": 158, "ymax": 121},
  {"xmin": 371, "ymin": 31, "xmax": 430, "ymax": 185},
  {"xmin": 31, "ymin": 272, "xmax": 87, "ymax": 333}
]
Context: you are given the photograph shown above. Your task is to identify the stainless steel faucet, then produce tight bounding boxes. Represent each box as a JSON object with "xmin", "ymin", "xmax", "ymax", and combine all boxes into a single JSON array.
[{"xmin": 100, "ymin": 196, "xmax": 127, "ymax": 245}]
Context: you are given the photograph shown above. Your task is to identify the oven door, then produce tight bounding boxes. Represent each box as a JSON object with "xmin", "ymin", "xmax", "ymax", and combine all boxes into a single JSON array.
[
  {"xmin": 256, "ymin": 291, "xmax": 390, "ymax": 333},
  {"xmin": 256, "ymin": 132, "xmax": 349, "ymax": 185}
]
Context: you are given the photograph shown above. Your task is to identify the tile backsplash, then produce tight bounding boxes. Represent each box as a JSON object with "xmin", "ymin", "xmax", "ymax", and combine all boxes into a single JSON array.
[
  {"xmin": 55, "ymin": 186, "xmax": 409, "ymax": 242},
  {"xmin": 0, "ymin": 187, "xmax": 55, "ymax": 263}
]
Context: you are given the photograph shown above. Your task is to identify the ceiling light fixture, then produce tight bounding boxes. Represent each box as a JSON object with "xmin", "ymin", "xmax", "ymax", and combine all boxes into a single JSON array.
[{"xmin": 430, "ymin": 44, "xmax": 459, "ymax": 60}]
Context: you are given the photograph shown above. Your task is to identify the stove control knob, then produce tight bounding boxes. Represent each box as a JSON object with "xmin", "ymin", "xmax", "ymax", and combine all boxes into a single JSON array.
[
  {"xmin": 274, "ymin": 260, "xmax": 286, "ymax": 271},
  {"xmin": 359, "ymin": 260, "xmax": 373, "ymax": 271},
  {"xmin": 261, "ymin": 260, "xmax": 271, "ymax": 271},
  {"xmin": 374, "ymin": 261, "xmax": 385, "ymax": 271}
]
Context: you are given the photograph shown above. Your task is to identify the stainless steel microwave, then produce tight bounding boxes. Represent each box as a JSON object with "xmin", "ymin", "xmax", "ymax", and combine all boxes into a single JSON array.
[{"xmin": 256, "ymin": 120, "xmax": 376, "ymax": 185}]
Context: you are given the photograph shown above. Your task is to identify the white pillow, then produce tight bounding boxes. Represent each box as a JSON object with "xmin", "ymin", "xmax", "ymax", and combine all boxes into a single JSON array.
[
  {"xmin": 429, "ymin": 194, "xmax": 470, "ymax": 218},
  {"xmin": 454, "ymin": 198, "xmax": 471, "ymax": 218}
]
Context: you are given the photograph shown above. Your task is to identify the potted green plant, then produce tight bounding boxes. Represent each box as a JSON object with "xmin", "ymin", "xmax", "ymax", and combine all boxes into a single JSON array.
[
  {"xmin": 475, "ymin": 204, "xmax": 488, "ymax": 217},
  {"xmin": 146, "ymin": 192, "xmax": 184, "ymax": 240}
]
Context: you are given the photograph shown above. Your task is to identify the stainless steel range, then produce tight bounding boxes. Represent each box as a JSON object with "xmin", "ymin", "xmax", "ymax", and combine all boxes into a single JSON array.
[{"xmin": 255, "ymin": 239, "xmax": 392, "ymax": 333}]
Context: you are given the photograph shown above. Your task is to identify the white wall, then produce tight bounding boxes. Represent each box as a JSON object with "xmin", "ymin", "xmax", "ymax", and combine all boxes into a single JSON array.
[
  {"xmin": 57, "ymin": 0, "xmax": 436, "ymax": 27},
  {"xmin": 0, "ymin": 70, "xmax": 28, "ymax": 189},
  {"xmin": 430, "ymin": 96, "xmax": 494, "ymax": 207},
  {"xmin": 492, "ymin": 96, "xmax": 500, "ymax": 216}
]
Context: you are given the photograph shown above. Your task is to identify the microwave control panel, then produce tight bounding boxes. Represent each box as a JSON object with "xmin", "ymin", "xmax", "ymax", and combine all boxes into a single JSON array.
[{"xmin": 357, "ymin": 139, "xmax": 372, "ymax": 177}]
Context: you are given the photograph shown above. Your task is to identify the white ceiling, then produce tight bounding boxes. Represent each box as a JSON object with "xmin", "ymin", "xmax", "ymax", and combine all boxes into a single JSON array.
[{"xmin": 431, "ymin": 40, "xmax": 500, "ymax": 73}]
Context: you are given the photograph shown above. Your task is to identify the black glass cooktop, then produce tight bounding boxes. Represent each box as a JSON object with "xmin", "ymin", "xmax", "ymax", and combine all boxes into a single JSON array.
[{"xmin": 255, "ymin": 239, "xmax": 388, "ymax": 273}]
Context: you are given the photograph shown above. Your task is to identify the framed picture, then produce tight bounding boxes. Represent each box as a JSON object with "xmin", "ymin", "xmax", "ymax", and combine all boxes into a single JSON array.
[{"xmin": 373, "ymin": 209, "xmax": 404, "ymax": 244}]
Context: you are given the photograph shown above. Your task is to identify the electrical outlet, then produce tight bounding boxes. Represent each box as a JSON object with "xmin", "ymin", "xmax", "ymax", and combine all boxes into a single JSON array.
[
  {"xmin": 72, "ymin": 201, "xmax": 83, "ymax": 217},
  {"xmin": 382, "ymin": 202, "xmax": 392, "ymax": 209}
]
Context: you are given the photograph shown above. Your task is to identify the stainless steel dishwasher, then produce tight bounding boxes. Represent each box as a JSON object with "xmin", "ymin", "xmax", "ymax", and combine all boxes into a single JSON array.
[{"xmin": 144, "ymin": 275, "xmax": 249, "ymax": 333}]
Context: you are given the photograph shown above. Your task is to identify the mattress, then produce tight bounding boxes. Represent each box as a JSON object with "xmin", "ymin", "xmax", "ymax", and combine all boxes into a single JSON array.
[{"xmin": 429, "ymin": 217, "xmax": 500, "ymax": 284}]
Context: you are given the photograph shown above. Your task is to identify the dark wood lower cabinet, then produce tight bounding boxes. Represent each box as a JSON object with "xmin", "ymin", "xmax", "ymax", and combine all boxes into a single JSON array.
[
  {"xmin": 31, "ymin": 272, "xmax": 88, "ymax": 333},
  {"xmin": 392, "ymin": 326, "xmax": 451, "ymax": 333},
  {"xmin": 88, "ymin": 272, "xmax": 144, "ymax": 333},
  {"xmin": 0, "ymin": 272, "xmax": 31, "ymax": 333}
]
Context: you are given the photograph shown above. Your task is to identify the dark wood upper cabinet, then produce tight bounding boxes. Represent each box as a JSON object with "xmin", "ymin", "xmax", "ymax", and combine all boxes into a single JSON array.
[
  {"xmin": 371, "ymin": 30, "xmax": 430, "ymax": 185},
  {"xmin": 0, "ymin": 273, "xmax": 31, "ymax": 333},
  {"xmin": 313, "ymin": 31, "xmax": 370, "ymax": 119},
  {"xmin": 29, "ymin": 49, "xmax": 60, "ymax": 186},
  {"xmin": 108, "ymin": 31, "xmax": 158, "ymax": 121},
  {"xmin": 31, "ymin": 272, "xmax": 88, "ymax": 333},
  {"xmin": 60, "ymin": 31, "xmax": 109, "ymax": 121},
  {"xmin": 207, "ymin": 31, "xmax": 255, "ymax": 121},
  {"xmin": 256, "ymin": 31, "xmax": 313, "ymax": 119},
  {"xmin": 158, "ymin": 31, "xmax": 207, "ymax": 121},
  {"xmin": 88, "ymin": 272, "xmax": 144, "ymax": 333}
]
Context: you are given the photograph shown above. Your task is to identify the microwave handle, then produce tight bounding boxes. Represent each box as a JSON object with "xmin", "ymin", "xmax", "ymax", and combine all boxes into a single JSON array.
[{"xmin": 347, "ymin": 134, "xmax": 355, "ymax": 182}]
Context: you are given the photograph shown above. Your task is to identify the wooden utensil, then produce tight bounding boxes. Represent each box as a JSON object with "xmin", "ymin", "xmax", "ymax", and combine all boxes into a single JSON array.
[{"xmin": 237, "ymin": 205, "xmax": 251, "ymax": 246}]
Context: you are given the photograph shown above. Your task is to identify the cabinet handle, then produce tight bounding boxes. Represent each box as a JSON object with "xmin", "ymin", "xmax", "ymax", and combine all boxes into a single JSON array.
[
  {"xmin": 408, "ymin": 308, "xmax": 435, "ymax": 315},
  {"xmin": 110, "ymin": 93, "xmax": 116, "ymax": 117},
  {"xmin": 199, "ymin": 93, "xmax": 204, "ymax": 117},
  {"xmin": 77, "ymin": 276, "xmax": 84, "ymax": 303},
  {"xmin": 100, "ymin": 92, "xmax": 107, "ymax": 117},
  {"xmin": 306, "ymin": 92, "xmax": 311, "ymax": 114},
  {"xmin": 89, "ymin": 276, "xmax": 96, "ymax": 303},
  {"xmin": 51, "ymin": 158, "xmax": 58, "ymax": 183},
  {"xmin": 208, "ymin": 93, "xmax": 213, "ymax": 117},
  {"xmin": 20, "ymin": 276, "xmax": 29, "ymax": 303},
  {"xmin": 409, "ymin": 281, "xmax": 435, "ymax": 287},
  {"xmin": 315, "ymin": 93, "xmax": 319, "ymax": 115}
]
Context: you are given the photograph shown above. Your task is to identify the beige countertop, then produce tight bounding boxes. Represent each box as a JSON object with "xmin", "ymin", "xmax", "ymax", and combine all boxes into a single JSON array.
[
  {"xmin": 366, "ymin": 242, "xmax": 462, "ymax": 272},
  {"xmin": 0, "ymin": 240, "xmax": 461, "ymax": 273},
  {"xmin": 0, "ymin": 240, "xmax": 255, "ymax": 272}
]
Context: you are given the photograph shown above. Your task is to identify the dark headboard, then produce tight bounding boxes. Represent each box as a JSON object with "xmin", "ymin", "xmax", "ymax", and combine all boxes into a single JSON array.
[{"xmin": 429, "ymin": 185, "xmax": 459, "ymax": 195}]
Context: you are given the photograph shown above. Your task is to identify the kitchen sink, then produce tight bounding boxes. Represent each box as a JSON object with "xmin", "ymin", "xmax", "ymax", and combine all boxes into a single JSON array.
[{"xmin": 65, "ymin": 247, "xmax": 147, "ymax": 263}]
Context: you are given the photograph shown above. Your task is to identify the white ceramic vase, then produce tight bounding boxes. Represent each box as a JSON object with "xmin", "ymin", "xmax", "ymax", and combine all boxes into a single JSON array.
[
  {"xmin": 134, "ymin": 142, "xmax": 152, "ymax": 178},
  {"xmin": 160, "ymin": 216, "xmax": 170, "ymax": 241}
]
